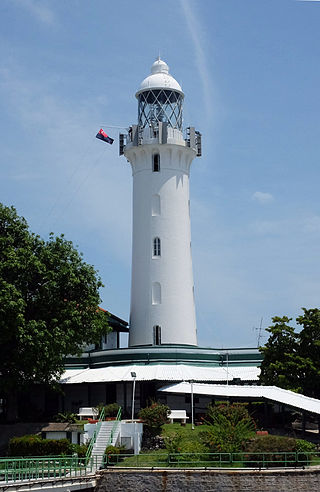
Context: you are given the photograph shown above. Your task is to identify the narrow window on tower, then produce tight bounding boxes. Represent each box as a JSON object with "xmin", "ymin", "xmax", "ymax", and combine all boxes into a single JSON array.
[
  {"xmin": 153, "ymin": 237, "xmax": 161, "ymax": 257},
  {"xmin": 152, "ymin": 282, "xmax": 161, "ymax": 304},
  {"xmin": 153, "ymin": 325, "xmax": 162, "ymax": 345},
  {"xmin": 153, "ymin": 153, "xmax": 160, "ymax": 172}
]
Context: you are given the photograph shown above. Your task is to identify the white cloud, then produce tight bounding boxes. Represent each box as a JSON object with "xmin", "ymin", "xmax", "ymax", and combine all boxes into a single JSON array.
[
  {"xmin": 12, "ymin": 0, "xmax": 56, "ymax": 25},
  {"xmin": 252, "ymin": 191, "xmax": 274, "ymax": 204},
  {"xmin": 179, "ymin": 0, "xmax": 213, "ymax": 125}
]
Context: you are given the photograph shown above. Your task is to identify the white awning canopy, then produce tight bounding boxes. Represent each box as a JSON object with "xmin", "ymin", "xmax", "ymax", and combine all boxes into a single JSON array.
[
  {"xmin": 159, "ymin": 382, "xmax": 320, "ymax": 416},
  {"xmin": 59, "ymin": 364, "xmax": 260, "ymax": 384}
]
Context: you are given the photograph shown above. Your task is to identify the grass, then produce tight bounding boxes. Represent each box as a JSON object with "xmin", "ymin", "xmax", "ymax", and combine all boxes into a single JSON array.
[
  {"xmin": 162, "ymin": 423, "xmax": 211, "ymax": 437},
  {"xmin": 109, "ymin": 423, "xmax": 243, "ymax": 468},
  {"xmin": 106, "ymin": 423, "xmax": 320, "ymax": 469}
]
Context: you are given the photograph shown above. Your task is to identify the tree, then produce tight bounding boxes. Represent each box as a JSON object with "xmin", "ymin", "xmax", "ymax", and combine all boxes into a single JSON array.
[
  {"xmin": 297, "ymin": 308, "xmax": 320, "ymax": 397},
  {"xmin": 259, "ymin": 316, "xmax": 299, "ymax": 390},
  {"xmin": 0, "ymin": 204, "xmax": 110, "ymax": 417},
  {"xmin": 259, "ymin": 309, "xmax": 320, "ymax": 397}
]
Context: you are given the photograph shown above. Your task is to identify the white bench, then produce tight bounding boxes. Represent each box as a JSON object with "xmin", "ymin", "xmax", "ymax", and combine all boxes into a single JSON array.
[
  {"xmin": 78, "ymin": 407, "xmax": 98, "ymax": 420},
  {"xmin": 168, "ymin": 410, "xmax": 189, "ymax": 424}
]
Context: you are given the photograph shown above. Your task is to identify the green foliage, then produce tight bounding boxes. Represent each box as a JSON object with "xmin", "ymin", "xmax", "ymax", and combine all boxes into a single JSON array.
[
  {"xmin": 0, "ymin": 204, "xmax": 110, "ymax": 402},
  {"xmin": 163, "ymin": 432, "xmax": 183, "ymax": 453},
  {"xmin": 54, "ymin": 412, "xmax": 78, "ymax": 423},
  {"xmin": 104, "ymin": 403, "xmax": 120, "ymax": 418},
  {"xmin": 245, "ymin": 435, "xmax": 296, "ymax": 454},
  {"xmin": 297, "ymin": 308, "xmax": 320, "ymax": 397},
  {"xmin": 8, "ymin": 435, "xmax": 74, "ymax": 457},
  {"xmin": 206, "ymin": 402, "xmax": 252, "ymax": 426},
  {"xmin": 259, "ymin": 316, "xmax": 300, "ymax": 390},
  {"xmin": 94, "ymin": 402, "xmax": 119, "ymax": 418},
  {"xmin": 176, "ymin": 440, "xmax": 209, "ymax": 463},
  {"xmin": 8, "ymin": 434, "xmax": 88, "ymax": 457},
  {"xmin": 105, "ymin": 444, "xmax": 126, "ymax": 455},
  {"xmin": 295, "ymin": 438, "xmax": 316, "ymax": 454},
  {"xmin": 138, "ymin": 402, "xmax": 170, "ymax": 437},
  {"xmin": 72, "ymin": 443, "xmax": 88, "ymax": 457},
  {"xmin": 259, "ymin": 309, "xmax": 320, "ymax": 397},
  {"xmin": 161, "ymin": 423, "xmax": 211, "ymax": 460},
  {"xmin": 203, "ymin": 403, "xmax": 256, "ymax": 453},
  {"xmin": 243, "ymin": 435, "xmax": 315, "ymax": 466}
]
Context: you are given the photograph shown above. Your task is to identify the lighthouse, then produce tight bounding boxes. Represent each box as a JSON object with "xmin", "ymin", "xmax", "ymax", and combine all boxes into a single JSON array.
[{"xmin": 120, "ymin": 58, "xmax": 201, "ymax": 347}]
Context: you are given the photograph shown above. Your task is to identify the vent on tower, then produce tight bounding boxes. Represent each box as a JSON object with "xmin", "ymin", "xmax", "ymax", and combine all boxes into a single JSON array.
[
  {"xmin": 119, "ymin": 134, "xmax": 125, "ymax": 155},
  {"xmin": 196, "ymin": 131, "xmax": 202, "ymax": 157}
]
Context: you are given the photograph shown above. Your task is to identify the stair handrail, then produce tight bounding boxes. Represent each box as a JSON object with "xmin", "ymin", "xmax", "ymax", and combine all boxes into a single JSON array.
[
  {"xmin": 106, "ymin": 406, "xmax": 122, "ymax": 447},
  {"xmin": 86, "ymin": 407, "xmax": 105, "ymax": 462}
]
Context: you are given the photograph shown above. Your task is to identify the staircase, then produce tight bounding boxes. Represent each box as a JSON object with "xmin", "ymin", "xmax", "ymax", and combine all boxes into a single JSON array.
[{"xmin": 91, "ymin": 421, "xmax": 121, "ymax": 469}]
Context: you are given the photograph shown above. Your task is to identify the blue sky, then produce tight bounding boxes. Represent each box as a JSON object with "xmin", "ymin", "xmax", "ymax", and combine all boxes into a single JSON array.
[{"xmin": 1, "ymin": 0, "xmax": 320, "ymax": 348}]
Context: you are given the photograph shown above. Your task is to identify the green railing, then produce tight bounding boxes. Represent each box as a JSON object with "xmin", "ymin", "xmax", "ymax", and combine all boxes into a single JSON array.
[
  {"xmin": 85, "ymin": 407, "xmax": 105, "ymax": 462},
  {"xmin": 1, "ymin": 451, "xmax": 320, "ymax": 483},
  {"xmin": 0, "ymin": 455, "xmax": 97, "ymax": 483},
  {"xmin": 106, "ymin": 407, "xmax": 122, "ymax": 448},
  {"xmin": 105, "ymin": 451, "xmax": 320, "ymax": 469}
]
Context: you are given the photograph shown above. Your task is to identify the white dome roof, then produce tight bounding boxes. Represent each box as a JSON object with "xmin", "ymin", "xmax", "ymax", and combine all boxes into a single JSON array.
[{"xmin": 136, "ymin": 58, "xmax": 183, "ymax": 98}]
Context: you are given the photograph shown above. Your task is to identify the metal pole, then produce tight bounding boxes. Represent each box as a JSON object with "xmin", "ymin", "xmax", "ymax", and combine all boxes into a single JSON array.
[
  {"xmin": 131, "ymin": 377, "xmax": 136, "ymax": 423},
  {"xmin": 191, "ymin": 380, "xmax": 194, "ymax": 430}
]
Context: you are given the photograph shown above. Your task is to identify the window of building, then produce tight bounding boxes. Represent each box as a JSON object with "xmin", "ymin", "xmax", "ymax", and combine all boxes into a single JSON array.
[
  {"xmin": 153, "ymin": 237, "xmax": 161, "ymax": 257},
  {"xmin": 153, "ymin": 325, "xmax": 161, "ymax": 345},
  {"xmin": 153, "ymin": 154, "xmax": 160, "ymax": 172}
]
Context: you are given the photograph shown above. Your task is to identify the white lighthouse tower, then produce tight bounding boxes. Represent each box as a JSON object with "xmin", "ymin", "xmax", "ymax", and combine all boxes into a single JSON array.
[{"xmin": 120, "ymin": 58, "xmax": 201, "ymax": 347}]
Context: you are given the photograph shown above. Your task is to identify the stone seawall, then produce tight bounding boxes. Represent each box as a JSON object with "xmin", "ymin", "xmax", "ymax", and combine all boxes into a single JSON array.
[{"xmin": 95, "ymin": 468, "xmax": 320, "ymax": 492}]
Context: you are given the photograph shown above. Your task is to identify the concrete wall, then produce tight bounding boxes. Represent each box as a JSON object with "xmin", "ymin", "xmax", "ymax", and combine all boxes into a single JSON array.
[
  {"xmin": 95, "ymin": 468, "xmax": 320, "ymax": 492},
  {"xmin": 120, "ymin": 422, "xmax": 143, "ymax": 454}
]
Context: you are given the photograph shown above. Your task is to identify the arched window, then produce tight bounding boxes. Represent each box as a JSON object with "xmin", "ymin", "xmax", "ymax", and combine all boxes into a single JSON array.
[
  {"xmin": 153, "ymin": 325, "xmax": 161, "ymax": 345},
  {"xmin": 153, "ymin": 237, "xmax": 161, "ymax": 257},
  {"xmin": 153, "ymin": 154, "xmax": 160, "ymax": 172}
]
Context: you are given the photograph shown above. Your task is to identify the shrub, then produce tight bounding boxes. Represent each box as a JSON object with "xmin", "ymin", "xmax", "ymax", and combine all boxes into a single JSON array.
[
  {"xmin": 72, "ymin": 444, "xmax": 88, "ymax": 457},
  {"xmin": 94, "ymin": 402, "xmax": 120, "ymax": 418},
  {"xmin": 177, "ymin": 440, "xmax": 209, "ymax": 464},
  {"xmin": 203, "ymin": 403, "xmax": 256, "ymax": 453},
  {"xmin": 104, "ymin": 403, "xmax": 120, "ymax": 418},
  {"xmin": 206, "ymin": 402, "xmax": 252, "ymax": 426},
  {"xmin": 295, "ymin": 439, "xmax": 316, "ymax": 465},
  {"xmin": 54, "ymin": 412, "xmax": 78, "ymax": 423},
  {"xmin": 163, "ymin": 432, "xmax": 183, "ymax": 454},
  {"xmin": 104, "ymin": 444, "xmax": 127, "ymax": 466},
  {"xmin": 138, "ymin": 402, "xmax": 170, "ymax": 438},
  {"xmin": 244, "ymin": 435, "xmax": 297, "ymax": 467},
  {"xmin": 105, "ymin": 445, "xmax": 121, "ymax": 455},
  {"xmin": 8, "ymin": 435, "xmax": 73, "ymax": 457}
]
